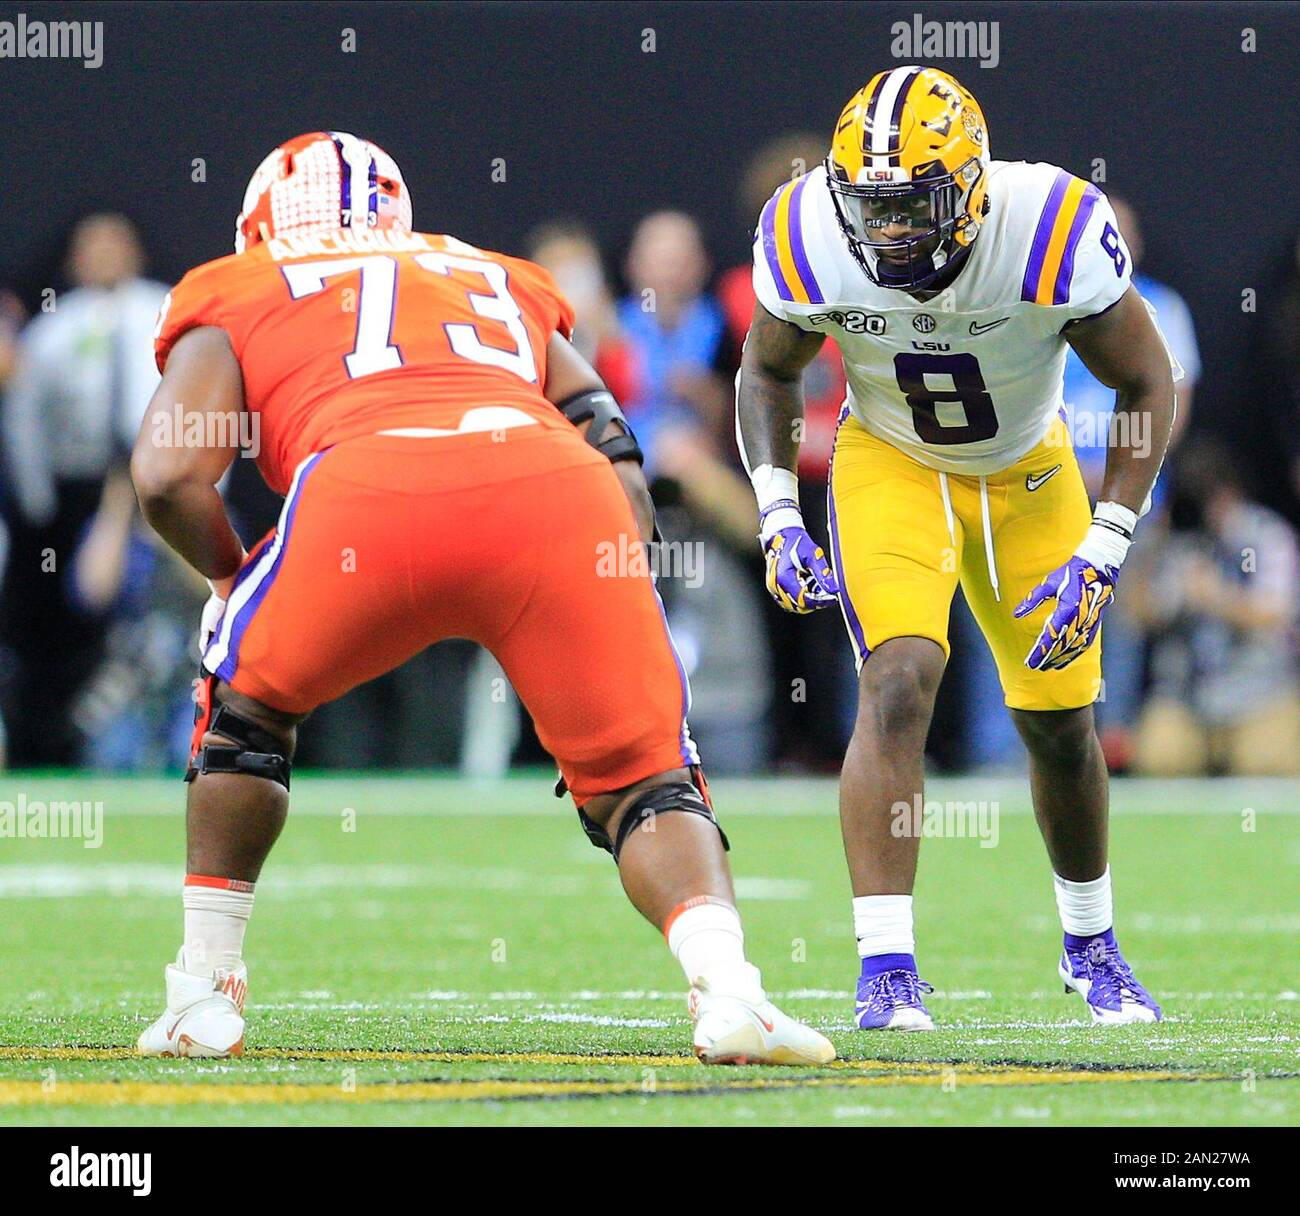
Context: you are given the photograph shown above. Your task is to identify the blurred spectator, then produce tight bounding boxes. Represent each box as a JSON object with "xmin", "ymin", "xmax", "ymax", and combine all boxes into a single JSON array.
[
  {"xmin": 717, "ymin": 135, "xmax": 856, "ymax": 768},
  {"xmin": 619, "ymin": 212, "xmax": 735, "ymax": 471},
  {"xmin": 618, "ymin": 210, "xmax": 770, "ymax": 771},
  {"xmin": 527, "ymin": 220, "xmax": 627, "ymax": 383},
  {"xmin": 0, "ymin": 289, "xmax": 25, "ymax": 388},
  {"xmin": 66, "ymin": 466, "xmax": 206, "ymax": 769},
  {"xmin": 1072, "ymin": 196, "xmax": 1201, "ymax": 763},
  {"xmin": 1126, "ymin": 440, "xmax": 1299, "ymax": 776},
  {"xmin": 1261, "ymin": 226, "xmax": 1300, "ymax": 514},
  {"xmin": 0, "ymin": 288, "xmax": 25, "ymax": 767},
  {"xmin": 0, "ymin": 213, "xmax": 169, "ymax": 764},
  {"xmin": 717, "ymin": 133, "xmax": 847, "ymax": 481},
  {"xmin": 4, "ymin": 213, "xmax": 168, "ymax": 525}
]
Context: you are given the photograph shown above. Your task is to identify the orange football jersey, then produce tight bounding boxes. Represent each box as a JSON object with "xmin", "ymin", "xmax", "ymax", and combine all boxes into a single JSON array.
[{"xmin": 155, "ymin": 229, "xmax": 576, "ymax": 493}]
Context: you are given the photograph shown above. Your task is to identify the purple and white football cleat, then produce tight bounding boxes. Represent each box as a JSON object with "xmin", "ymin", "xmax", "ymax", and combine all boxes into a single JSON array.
[
  {"xmin": 1059, "ymin": 930, "xmax": 1162, "ymax": 1024},
  {"xmin": 855, "ymin": 955, "xmax": 935, "ymax": 1031}
]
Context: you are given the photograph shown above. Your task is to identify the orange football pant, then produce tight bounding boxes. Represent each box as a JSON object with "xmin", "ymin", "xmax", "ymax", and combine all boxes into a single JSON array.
[{"xmin": 202, "ymin": 426, "xmax": 698, "ymax": 802}]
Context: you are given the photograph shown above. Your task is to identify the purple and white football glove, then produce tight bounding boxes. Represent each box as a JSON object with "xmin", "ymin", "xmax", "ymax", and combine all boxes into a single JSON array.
[
  {"xmin": 1015, "ymin": 502, "xmax": 1135, "ymax": 671},
  {"xmin": 759, "ymin": 498, "xmax": 840, "ymax": 615}
]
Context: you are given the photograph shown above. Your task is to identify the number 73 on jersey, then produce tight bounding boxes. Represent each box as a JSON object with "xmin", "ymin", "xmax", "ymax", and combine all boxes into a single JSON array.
[{"xmin": 281, "ymin": 251, "xmax": 540, "ymax": 383}]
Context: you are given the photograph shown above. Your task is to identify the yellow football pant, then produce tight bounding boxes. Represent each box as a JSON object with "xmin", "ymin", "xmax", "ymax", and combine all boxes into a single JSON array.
[{"xmin": 827, "ymin": 414, "xmax": 1101, "ymax": 711}]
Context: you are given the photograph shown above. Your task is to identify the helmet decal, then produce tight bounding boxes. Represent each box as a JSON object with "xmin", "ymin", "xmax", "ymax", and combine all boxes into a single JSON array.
[{"xmin": 234, "ymin": 132, "xmax": 413, "ymax": 254}]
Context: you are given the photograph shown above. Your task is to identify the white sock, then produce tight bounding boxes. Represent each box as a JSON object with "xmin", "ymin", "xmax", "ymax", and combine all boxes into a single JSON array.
[
  {"xmin": 1053, "ymin": 867, "xmax": 1113, "ymax": 936},
  {"xmin": 182, "ymin": 877, "xmax": 255, "ymax": 975},
  {"xmin": 853, "ymin": 894, "xmax": 915, "ymax": 958},
  {"xmin": 665, "ymin": 898, "xmax": 762, "ymax": 1000}
]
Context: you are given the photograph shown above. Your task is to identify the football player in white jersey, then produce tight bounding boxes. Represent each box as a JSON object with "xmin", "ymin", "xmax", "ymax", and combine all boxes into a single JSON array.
[{"xmin": 736, "ymin": 66, "xmax": 1176, "ymax": 1028}]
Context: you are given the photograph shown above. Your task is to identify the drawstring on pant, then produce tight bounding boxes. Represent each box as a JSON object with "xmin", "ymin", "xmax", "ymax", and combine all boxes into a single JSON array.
[{"xmin": 938, "ymin": 471, "xmax": 1000, "ymax": 603}]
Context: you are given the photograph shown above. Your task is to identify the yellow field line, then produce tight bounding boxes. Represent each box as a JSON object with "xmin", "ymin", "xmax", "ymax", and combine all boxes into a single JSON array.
[
  {"xmin": 0, "ymin": 1066, "xmax": 1211, "ymax": 1108},
  {"xmin": 0, "ymin": 1045, "xmax": 1192, "ymax": 1075},
  {"xmin": 0, "ymin": 1043, "xmax": 1225, "ymax": 1107}
]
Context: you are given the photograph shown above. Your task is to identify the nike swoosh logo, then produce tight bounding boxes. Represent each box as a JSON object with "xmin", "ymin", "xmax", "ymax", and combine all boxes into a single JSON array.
[
  {"xmin": 969, "ymin": 317, "xmax": 1010, "ymax": 335},
  {"xmin": 165, "ymin": 1017, "xmax": 183, "ymax": 1041},
  {"xmin": 1025, "ymin": 464, "xmax": 1063, "ymax": 491}
]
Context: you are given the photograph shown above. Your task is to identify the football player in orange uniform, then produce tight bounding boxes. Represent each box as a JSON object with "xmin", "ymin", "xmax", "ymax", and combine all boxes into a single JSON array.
[{"xmin": 130, "ymin": 132, "xmax": 832, "ymax": 1065}]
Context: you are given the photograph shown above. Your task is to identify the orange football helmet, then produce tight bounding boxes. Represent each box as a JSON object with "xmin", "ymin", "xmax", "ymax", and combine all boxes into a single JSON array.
[{"xmin": 234, "ymin": 131, "xmax": 413, "ymax": 253}]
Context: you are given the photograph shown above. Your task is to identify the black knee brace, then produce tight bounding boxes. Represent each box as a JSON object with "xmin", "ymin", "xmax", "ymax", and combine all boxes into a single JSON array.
[
  {"xmin": 186, "ymin": 681, "xmax": 292, "ymax": 791},
  {"xmin": 577, "ymin": 777, "xmax": 728, "ymax": 860}
]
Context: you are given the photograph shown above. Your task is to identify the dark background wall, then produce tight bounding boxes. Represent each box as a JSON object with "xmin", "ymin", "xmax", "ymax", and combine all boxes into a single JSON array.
[{"xmin": 3, "ymin": 0, "xmax": 1296, "ymax": 501}]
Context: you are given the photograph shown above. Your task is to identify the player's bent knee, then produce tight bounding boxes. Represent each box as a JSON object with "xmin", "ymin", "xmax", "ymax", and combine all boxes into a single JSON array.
[
  {"xmin": 857, "ymin": 640, "xmax": 944, "ymax": 742},
  {"xmin": 1011, "ymin": 706, "xmax": 1097, "ymax": 768},
  {"xmin": 186, "ymin": 675, "xmax": 299, "ymax": 791},
  {"xmin": 577, "ymin": 770, "xmax": 727, "ymax": 861}
]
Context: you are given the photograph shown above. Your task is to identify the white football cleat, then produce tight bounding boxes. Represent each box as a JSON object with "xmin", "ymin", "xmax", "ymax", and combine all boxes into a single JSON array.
[
  {"xmin": 136, "ymin": 952, "xmax": 247, "ymax": 1058},
  {"xmin": 688, "ymin": 968, "xmax": 836, "ymax": 1066}
]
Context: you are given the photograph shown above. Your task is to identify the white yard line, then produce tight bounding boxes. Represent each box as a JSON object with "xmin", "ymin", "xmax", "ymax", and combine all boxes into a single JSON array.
[
  {"xmin": 0, "ymin": 863, "xmax": 592, "ymax": 898},
  {"xmin": 0, "ymin": 863, "xmax": 807, "ymax": 900}
]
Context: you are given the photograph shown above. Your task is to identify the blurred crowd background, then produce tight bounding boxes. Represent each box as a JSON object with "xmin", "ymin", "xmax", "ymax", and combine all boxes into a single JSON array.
[{"xmin": 1, "ymin": 1, "xmax": 1296, "ymax": 778}]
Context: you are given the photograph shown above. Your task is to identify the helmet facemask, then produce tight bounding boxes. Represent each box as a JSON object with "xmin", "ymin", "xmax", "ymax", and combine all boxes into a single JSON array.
[{"xmin": 826, "ymin": 157, "xmax": 979, "ymax": 291}]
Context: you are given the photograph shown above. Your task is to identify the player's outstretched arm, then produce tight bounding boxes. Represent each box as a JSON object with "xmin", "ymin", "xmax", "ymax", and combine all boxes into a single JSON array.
[
  {"xmin": 735, "ymin": 303, "xmax": 838, "ymax": 614},
  {"xmin": 1014, "ymin": 288, "xmax": 1178, "ymax": 670},
  {"xmin": 543, "ymin": 332, "xmax": 656, "ymax": 545},
  {"xmin": 131, "ymin": 325, "xmax": 248, "ymax": 595}
]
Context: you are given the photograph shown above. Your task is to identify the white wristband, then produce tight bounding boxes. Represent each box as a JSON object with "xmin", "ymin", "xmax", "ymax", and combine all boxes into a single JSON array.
[
  {"xmin": 1076, "ymin": 500, "xmax": 1137, "ymax": 571},
  {"xmin": 750, "ymin": 464, "xmax": 804, "ymax": 540}
]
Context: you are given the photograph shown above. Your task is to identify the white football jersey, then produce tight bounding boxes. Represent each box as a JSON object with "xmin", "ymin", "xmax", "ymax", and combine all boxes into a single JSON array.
[{"xmin": 752, "ymin": 160, "xmax": 1134, "ymax": 475}]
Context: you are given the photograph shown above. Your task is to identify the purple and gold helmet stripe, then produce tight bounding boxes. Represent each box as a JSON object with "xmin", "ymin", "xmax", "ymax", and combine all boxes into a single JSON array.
[
  {"xmin": 762, "ymin": 179, "xmax": 824, "ymax": 305},
  {"xmin": 1021, "ymin": 171, "xmax": 1100, "ymax": 305},
  {"xmin": 867, "ymin": 65, "xmax": 922, "ymax": 168}
]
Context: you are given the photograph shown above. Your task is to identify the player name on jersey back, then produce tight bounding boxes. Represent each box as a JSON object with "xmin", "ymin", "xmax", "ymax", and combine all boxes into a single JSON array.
[{"xmin": 262, "ymin": 226, "xmax": 436, "ymax": 262}]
